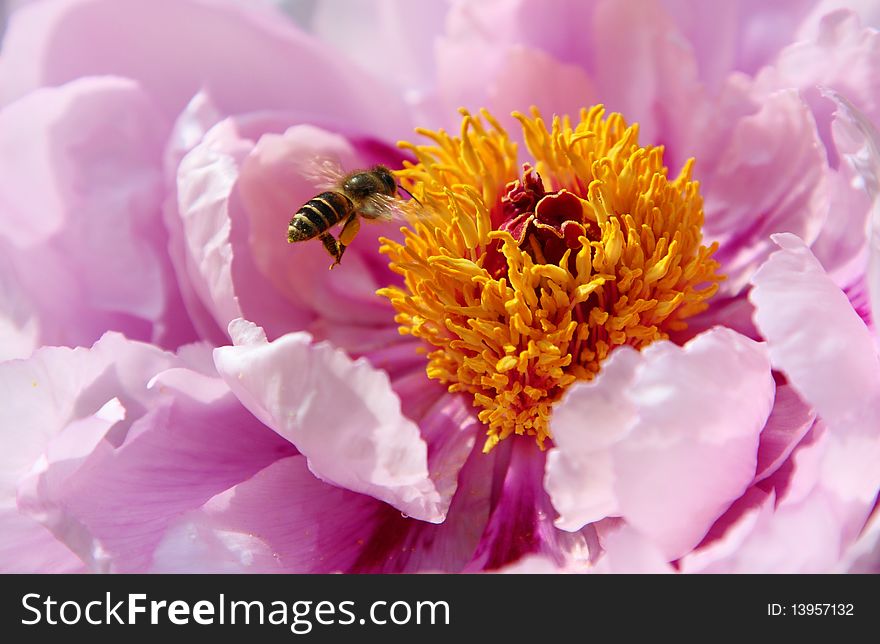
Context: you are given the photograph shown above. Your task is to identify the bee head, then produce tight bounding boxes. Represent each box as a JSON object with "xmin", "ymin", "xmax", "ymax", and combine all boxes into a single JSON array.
[{"xmin": 373, "ymin": 165, "xmax": 398, "ymax": 196}]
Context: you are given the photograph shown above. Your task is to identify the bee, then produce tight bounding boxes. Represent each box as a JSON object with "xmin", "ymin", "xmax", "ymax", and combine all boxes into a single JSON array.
[{"xmin": 288, "ymin": 160, "xmax": 413, "ymax": 268}]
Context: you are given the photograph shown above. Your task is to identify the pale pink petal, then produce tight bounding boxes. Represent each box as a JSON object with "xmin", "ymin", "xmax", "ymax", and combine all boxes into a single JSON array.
[
  {"xmin": 161, "ymin": 91, "xmax": 229, "ymax": 345},
  {"xmin": 802, "ymin": 1, "xmax": 880, "ymax": 33},
  {"xmin": 174, "ymin": 118, "xmax": 251, "ymax": 335},
  {"xmin": 681, "ymin": 422, "xmax": 873, "ymax": 573},
  {"xmin": 757, "ymin": 11, "xmax": 880, "ymax": 128},
  {"xmin": 546, "ymin": 327, "xmax": 774, "ymax": 560},
  {"xmin": 660, "ymin": 0, "xmax": 819, "ymax": 91},
  {"xmin": 151, "ymin": 515, "xmax": 279, "ymax": 574},
  {"xmin": 685, "ymin": 239, "xmax": 880, "ymax": 572},
  {"xmin": 809, "ymin": 153, "xmax": 873, "ymax": 287},
  {"xmin": 0, "ymin": 509, "xmax": 83, "ymax": 573},
  {"xmin": 703, "ymin": 90, "xmax": 828, "ymax": 294},
  {"xmin": 544, "ymin": 348, "xmax": 642, "ymax": 528},
  {"xmin": 18, "ymin": 362, "xmax": 294, "ymax": 572},
  {"xmin": 591, "ymin": 524, "xmax": 674, "ymax": 574},
  {"xmin": 0, "ymin": 76, "xmax": 195, "ymax": 350},
  {"xmin": 590, "ymin": 0, "xmax": 706, "ymax": 166},
  {"xmin": 0, "ymin": 332, "xmax": 177, "ymax": 571},
  {"xmin": 750, "ymin": 233, "xmax": 880, "ymax": 425},
  {"xmin": 0, "ymin": 248, "xmax": 39, "ymax": 361},
  {"xmin": 0, "ymin": 0, "xmax": 412, "ymax": 140},
  {"xmin": 309, "ymin": 0, "xmax": 449, "ymax": 97},
  {"xmin": 484, "ymin": 46, "xmax": 599, "ymax": 134},
  {"xmin": 213, "ymin": 319, "xmax": 446, "ymax": 523},
  {"xmin": 679, "ymin": 487, "xmax": 778, "ymax": 573},
  {"xmin": 814, "ymin": 91, "xmax": 880, "ymax": 326},
  {"xmin": 841, "ymin": 505, "xmax": 880, "ymax": 572},
  {"xmin": 437, "ymin": 0, "xmax": 706, "ymax": 167},
  {"xmin": 0, "ymin": 333, "xmax": 176, "ymax": 492},
  {"xmin": 438, "ymin": 0, "xmax": 601, "ymax": 116},
  {"xmin": 706, "ymin": 498, "xmax": 846, "ymax": 572}
]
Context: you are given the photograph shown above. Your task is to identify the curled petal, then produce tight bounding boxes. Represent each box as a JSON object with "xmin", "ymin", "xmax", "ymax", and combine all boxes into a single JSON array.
[
  {"xmin": 214, "ymin": 319, "xmax": 446, "ymax": 523},
  {"xmin": 546, "ymin": 327, "xmax": 774, "ymax": 560},
  {"xmin": 750, "ymin": 233, "xmax": 880, "ymax": 426}
]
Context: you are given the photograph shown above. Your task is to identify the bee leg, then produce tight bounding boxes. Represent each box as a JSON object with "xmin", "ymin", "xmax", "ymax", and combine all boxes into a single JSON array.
[
  {"xmin": 330, "ymin": 214, "xmax": 361, "ymax": 269},
  {"xmin": 319, "ymin": 232, "xmax": 343, "ymax": 269},
  {"xmin": 339, "ymin": 213, "xmax": 361, "ymax": 247}
]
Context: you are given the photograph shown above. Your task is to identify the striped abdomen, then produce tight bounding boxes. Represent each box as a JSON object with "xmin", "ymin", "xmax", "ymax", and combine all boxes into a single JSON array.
[{"xmin": 288, "ymin": 191, "xmax": 353, "ymax": 242}]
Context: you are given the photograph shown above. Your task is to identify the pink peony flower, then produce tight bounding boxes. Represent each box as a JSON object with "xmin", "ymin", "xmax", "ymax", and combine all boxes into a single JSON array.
[{"xmin": 0, "ymin": 0, "xmax": 878, "ymax": 573}]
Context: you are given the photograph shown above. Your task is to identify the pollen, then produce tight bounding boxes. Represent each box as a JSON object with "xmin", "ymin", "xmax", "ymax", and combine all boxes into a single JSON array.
[{"xmin": 378, "ymin": 107, "xmax": 723, "ymax": 452}]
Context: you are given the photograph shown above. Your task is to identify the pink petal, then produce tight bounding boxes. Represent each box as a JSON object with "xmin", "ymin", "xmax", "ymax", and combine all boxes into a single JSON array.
[
  {"xmin": 349, "ymin": 442, "xmax": 495, "ymax": 573},
  {"xmin": 681, "ymin": 427, "xmax": 863, "ymax": 573},
  {"xmin": 467, "ymin": 439, "xmax": 600, "ymax": 571},
  {"xmin": 0, "ymin": 0, "xmax": 412, "ymax": 140},
  {"xmin": 161, "ymin": 91, "xmax": 229, "ymax": 346},
  {"xmin": 754, "ymin": 384, "xmax": 817, "ymax": 483},
  {"xmin": 174, "ymin": 118, "xmax": 251, "ymax": 336},
  {"xmin": 309, "ymin": 0, "xmax": 449, "ymax": 97},
  {"xmin": 485, "ymin": 46, "xmax": 599, "ymax": 133},
  {"xmin": 171, "ymin": 112, "xmax": 406, "ymax": 343},
  {"xmin": 590, "ymin": 0, "xmax": 706, "ymax": 165},
  {"xmin": 437, "ymin": 0, "xmax": 707, "ymax": 168},
  {"xmin": 152, "ymin": 447, "xmax": 495, "ymax": 573},
  {"xmin": 815, "ymin": 91, "xmax": 880, "ymax": 326},
  {"xmin": 0, "ymin": 332, "xmax": 178, "ymax": 571},
  {"xmin": 0, "ymin": 76, "xmax": 195, "ymax": 351},
  {"xmin": 679, "ymin": 487, "xmax": 778, "ymax": 573},
  {"xmin": 236, "ymin": 124, "xmax": 400, "ymax": 335},
  {"xmin": 18, "ymin": 360, "xmax": 294, "ymax": 572},
  {"xmin": 803, "ymin": 1, "xmax": 880, "ymax": 34},
  {"xmin": 591, "ymin": 524, "xmax": 674, "ymax": 574},
  {"xmin": 841, "ymin": 505, "xmax": 880, "ymax": 572},
  {"xmin": 684, "ymin": 237, "xmax": 880, "ymax": 571},
  {"xmin": 0, "ymin": 249, "xmax": 38, "ymax": 360},
  {"xmin": 546, "ymin": 327, "xmax": 775, "ymax": 560},
  {"xmin": 809, "ymin": 148, "xmax": 873, "ymax": 287},
  {"xmin": 213, "ymin": 319, "xmax": 446, "ymax": 523},
  {"xmin": 750, "ymin": 233, "xmax": 880, "ymax": 425},
  {"xmin": 436, "ymin": 0, "xmax": 601, "ymax": 124},
  {"xmin": 660, "ymin": 0, "xmax": 819, "ymax": 91},
  {"xmin": 757, "ymin": 11, "xmax": 880, "ymax": 129},
  {"xmin": 670, "ymin": 292, "xmax": 761, "ymax": 345},
  {"xmin": 0, "ymin": 510, "xmax": 83, "ymax": 573},
  {"xmin": 703, "ymin": 90, "xmax": 828, "ymax": 294}
]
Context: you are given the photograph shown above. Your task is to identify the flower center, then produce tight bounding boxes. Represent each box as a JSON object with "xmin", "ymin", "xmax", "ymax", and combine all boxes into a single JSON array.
[{"xmin": 379, "ymin": 107, "xmax": 722, "ymax": 452}]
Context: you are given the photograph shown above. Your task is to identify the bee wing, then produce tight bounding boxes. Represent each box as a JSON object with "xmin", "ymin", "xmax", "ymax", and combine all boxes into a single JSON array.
[
  {"xmin": 299, "ymin": 155, "xmax": 347, "ymax": 190},
  {"xmin": 359, "ymin": 192, "xmax": 401, "ymax": 222},
  {"xmin": 360, "ymin": 193, "xmax": 438, "ymax": 225}
]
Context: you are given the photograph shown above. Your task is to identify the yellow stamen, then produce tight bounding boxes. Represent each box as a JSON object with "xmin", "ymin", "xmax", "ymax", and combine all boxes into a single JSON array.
[{"xmin": 379, "ymin": 106, "xmax": 723, "ymax": 452}]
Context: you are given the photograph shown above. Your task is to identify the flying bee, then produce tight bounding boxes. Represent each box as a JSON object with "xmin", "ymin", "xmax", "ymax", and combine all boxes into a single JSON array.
[{"xmin": 288, "ymin": 160, "xmax": 416, "ymax": 268}]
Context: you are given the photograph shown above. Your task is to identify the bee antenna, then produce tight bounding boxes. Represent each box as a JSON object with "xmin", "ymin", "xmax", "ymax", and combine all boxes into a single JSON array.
[{"xmin": 397, "ymin": 184, "xmax": 422, "ymax": 206}]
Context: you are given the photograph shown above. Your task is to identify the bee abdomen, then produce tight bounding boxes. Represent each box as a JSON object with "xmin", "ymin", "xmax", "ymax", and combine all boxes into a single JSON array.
[{"xmin": 288, "ymin": 191, "xmax": 353, "ymax": 242}]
